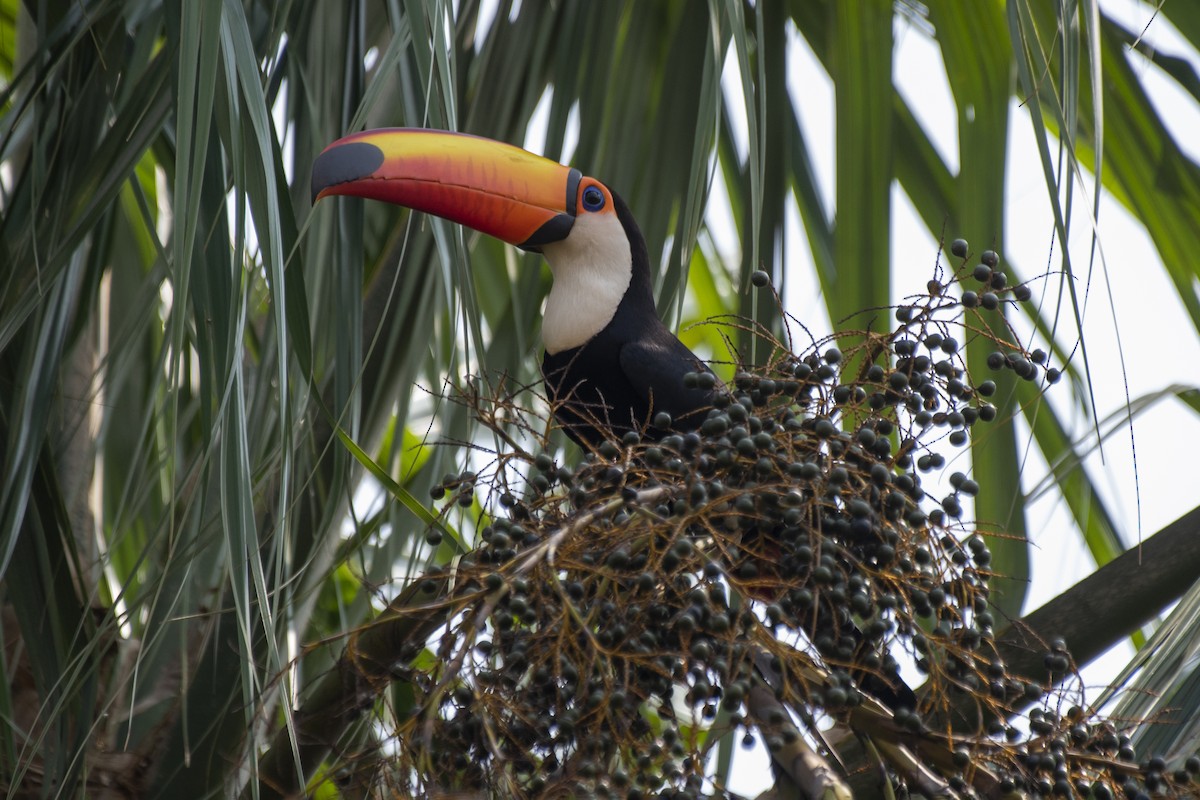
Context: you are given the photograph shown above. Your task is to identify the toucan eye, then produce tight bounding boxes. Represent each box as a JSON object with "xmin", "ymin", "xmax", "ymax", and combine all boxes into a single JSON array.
[{"xmin": 582, "ymin": 185, "xmax": 606, "ymax": 212}]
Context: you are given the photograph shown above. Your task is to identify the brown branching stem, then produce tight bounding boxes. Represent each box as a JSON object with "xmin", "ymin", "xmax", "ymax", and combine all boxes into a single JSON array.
[
  {"xmin": 746, "ymin": 682, "xmax": 853, "ymax": 800},
  {"xmin": 251, "ymin": 487, "xmax": 671, "ymax": 799}
]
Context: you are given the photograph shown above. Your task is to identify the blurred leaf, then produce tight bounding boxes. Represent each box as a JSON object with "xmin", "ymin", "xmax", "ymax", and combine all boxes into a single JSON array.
[{"xmin": 336, "ymin": 426, "xmax": 463, "ymax": 553}]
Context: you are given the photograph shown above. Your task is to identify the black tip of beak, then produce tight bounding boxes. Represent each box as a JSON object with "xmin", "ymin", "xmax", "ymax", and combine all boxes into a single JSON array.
[
  {"xmin": 516, "ymin": 168, "xmax": 583, "ymax": 250},
  {"xmin": 519, "ymin": 215, "xmax": 576, "ymax": 251},
  {"xmin": 310, "ymin": 141, "xmax": 386, "ymax": 204}
]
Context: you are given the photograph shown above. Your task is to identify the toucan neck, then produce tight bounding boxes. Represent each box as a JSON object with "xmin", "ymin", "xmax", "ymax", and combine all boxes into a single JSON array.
[{"xmin": 611, "ymin": 190, "xmax": 656, "ymax": 315}]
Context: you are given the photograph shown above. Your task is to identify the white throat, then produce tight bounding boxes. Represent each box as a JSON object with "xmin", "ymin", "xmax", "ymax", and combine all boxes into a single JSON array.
[{"xmin": 540, "ymin": 212, "xmax": 632, "ymax": 355}]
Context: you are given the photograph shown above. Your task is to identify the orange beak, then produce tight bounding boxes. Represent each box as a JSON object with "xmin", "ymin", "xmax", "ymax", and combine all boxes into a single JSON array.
[{"xmin": 311, "ymin": 128, "xmax": 581, "ymax": 250}]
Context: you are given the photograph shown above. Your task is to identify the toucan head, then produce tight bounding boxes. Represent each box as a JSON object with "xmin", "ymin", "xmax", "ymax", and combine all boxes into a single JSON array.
[{"xmin": 311, "ymin": 129, "xmax": 643, "ymax": 354}]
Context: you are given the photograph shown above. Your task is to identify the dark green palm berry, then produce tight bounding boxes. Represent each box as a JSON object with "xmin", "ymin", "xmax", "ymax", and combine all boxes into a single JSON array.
[{"xmin": 942, "ymin": 496, "xmax": 963, "ymax": 517}]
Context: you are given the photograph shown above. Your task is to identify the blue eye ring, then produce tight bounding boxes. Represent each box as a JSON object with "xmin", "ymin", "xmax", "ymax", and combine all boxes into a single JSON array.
[{"xmin": 582, "ymin": 185, "xmax": 606, "ymax": 212}]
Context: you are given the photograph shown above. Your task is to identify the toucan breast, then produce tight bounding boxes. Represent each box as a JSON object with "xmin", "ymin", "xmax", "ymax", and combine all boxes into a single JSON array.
[{"xmin": 540, "ymin": 211, "xmax": 633, "ymax": 355}]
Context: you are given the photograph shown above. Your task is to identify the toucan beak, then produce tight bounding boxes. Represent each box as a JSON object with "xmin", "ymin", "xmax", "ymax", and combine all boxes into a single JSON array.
[{"xmin": 311, "ymin": 128, "xmax": 582, "ymax": 250}]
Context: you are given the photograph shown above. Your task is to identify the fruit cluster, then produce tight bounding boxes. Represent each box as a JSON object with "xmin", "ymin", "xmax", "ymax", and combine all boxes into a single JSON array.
[{"xmin": 376, "ymin": 244, "xmax": 1192, "ymax": 799}]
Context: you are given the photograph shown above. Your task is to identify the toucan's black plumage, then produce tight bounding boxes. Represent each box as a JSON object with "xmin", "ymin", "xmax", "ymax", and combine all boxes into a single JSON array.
[{"xmin": 541, "ymin": 191, "xmax": 717, "ymax": 446}]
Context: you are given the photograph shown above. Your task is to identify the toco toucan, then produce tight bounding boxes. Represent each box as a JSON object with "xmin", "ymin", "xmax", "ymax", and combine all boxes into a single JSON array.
[{"xmin": 310, "ymin": 128, "xmax": 717, "ymax": 446}]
